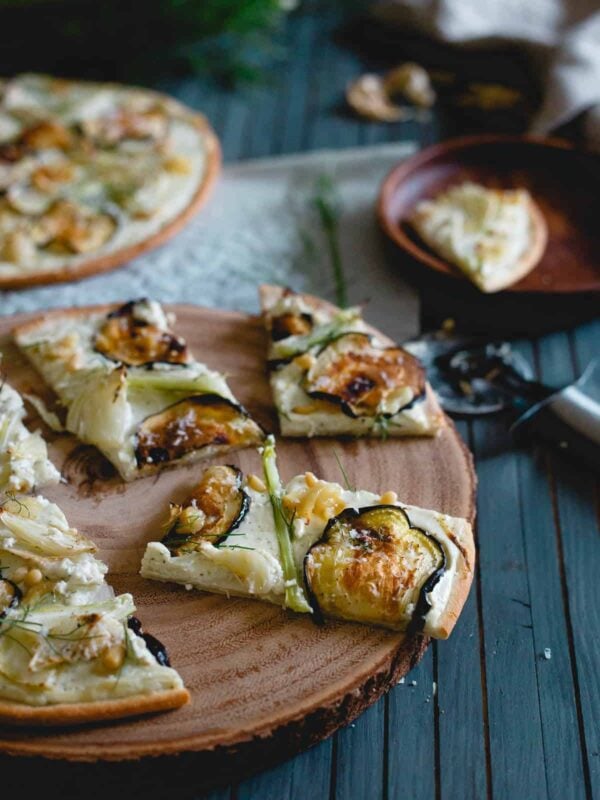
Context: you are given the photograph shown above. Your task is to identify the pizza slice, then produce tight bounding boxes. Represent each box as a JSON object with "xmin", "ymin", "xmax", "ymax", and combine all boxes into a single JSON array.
[
  {"xmin": 410, "ymin": 182, "xmax": 547, "ymax": 293},
  {"xmin": 141, "ymin": 437, "xmax": 474, "ymax": 639},
  {"xmin": 0, "ymin": 374, "xmax": 60, "ymax": 496},
  {"xmin": 13, "ymin": 299, "xmax": 264, "ymax": 481},
  {"xmin": 259, "ymin": 285, "xmax": 443, "ymax": 438},
  {"xmin": 0, "ymin": 494, "xmax": 189, "ymax": 725}
]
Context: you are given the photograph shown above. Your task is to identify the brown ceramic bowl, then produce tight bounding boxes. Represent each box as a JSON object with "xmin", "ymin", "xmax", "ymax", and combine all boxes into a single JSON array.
[{"xmin": 378, "ymin": 135, "xmax": 600, "ymax": 295}]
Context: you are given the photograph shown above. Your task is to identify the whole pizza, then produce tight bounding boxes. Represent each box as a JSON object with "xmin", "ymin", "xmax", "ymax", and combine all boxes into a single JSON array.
[{"xmin": 0, "ymin": 73, "xmax": 220, "ymax": 288}]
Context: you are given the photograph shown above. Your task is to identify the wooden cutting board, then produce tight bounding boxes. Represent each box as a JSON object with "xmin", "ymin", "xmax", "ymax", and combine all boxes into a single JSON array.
[{"xmin": 0, "ymin": 305, "xmax": 475, "ymax": 765}]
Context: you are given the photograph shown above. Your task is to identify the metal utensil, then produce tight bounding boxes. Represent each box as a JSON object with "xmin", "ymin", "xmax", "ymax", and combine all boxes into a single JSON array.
[{"xmin": 404, "ymin": 334, "xmax": 600, "ymax": 471}]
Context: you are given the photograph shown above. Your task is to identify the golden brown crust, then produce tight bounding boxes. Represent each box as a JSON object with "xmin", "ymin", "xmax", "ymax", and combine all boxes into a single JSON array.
[
  {"xmin": 0, "ymin": 88, "xmax": 221, "ymax": 291},
  {"xmin": 477, "ymin": 196, "xmax": 548, "ymax": 293},
  {"xmin": 428, "ymin": 517, "xmax": 475, "ymax": 639},
  {"xmin": 0, "ymin": 687, "xmax": 190, "ymax": 727}
]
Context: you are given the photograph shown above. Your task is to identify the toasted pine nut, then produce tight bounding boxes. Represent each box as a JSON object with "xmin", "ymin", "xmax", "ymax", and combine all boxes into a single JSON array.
[
  {"xmin": 379, "ymin": 491, "xmax": 398, "ymax": 505},
  {"xmin": 247, "ymin": 474, "xmax": 267, "ymax": 493}
]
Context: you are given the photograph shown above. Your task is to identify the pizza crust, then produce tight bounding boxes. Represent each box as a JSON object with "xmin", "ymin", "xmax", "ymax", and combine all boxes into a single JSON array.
[
  {"xmin": 423, "ymin": 516, "xmax": 474, "ymax": 639},
  {"xmin": 0, "ymin": 687, "xmax": 190, "ymax": 726},
  {"xmin": 0, "ymin": 82, "xmax": 221, "ymax": 290}
]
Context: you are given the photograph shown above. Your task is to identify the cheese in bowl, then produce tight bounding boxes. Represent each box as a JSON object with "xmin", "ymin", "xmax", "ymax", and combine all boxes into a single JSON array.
[{"xmin": 410, "ymin": 181, "xmax": 547, "ymax": 292}]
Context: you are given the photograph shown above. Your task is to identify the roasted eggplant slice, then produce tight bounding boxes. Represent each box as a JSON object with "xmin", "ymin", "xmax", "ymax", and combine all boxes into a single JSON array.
[
  {"xmin": 303, "ymin": 332, "xmax": 425, "ymax": 418},
  {"xmin": 162, "ymin": 465, "xmax": 250, "ymax": 554},
  {"xmin": 304, "ymin": 505, "xmax": 445, "ymax": 631},
  {"xmin": 94, "ymin": 301, "xmax": 189, "ymax": 366},
  {"xmin": 0, "ymin": 578, "xmax": 21, "ymax": 618},
  {"xmin": 270, "ymin": 311, "xmax": 314, "ymax": 342},
  {"xmin": 135, "ymin": 394, "xmax": 264, "ymax": 467}
]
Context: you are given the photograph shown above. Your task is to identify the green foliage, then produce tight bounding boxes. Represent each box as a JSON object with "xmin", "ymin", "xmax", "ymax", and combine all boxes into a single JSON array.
[{"xmin": 0, "ymin": 0, "xmax": 291, "ymax": 84}]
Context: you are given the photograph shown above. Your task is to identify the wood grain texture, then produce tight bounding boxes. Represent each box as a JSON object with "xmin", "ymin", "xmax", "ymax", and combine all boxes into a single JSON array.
[
  {"xmin": 537, "ymin": 329, "xmax": 599, "ymax": 798},
  {"xmin": 437, "ymin": 420, "xmax": 488, "ymax": 800},
  {"xmin": 0, "ymin": 304, "xmax": 474, "ymax": 764},
  {"xmin": 378, "ymin": 135, "xmax": 600, "ymax": 294},
  {"xmin": 472, "ymin": 412, "xmax": 548, "ymax": 799}
]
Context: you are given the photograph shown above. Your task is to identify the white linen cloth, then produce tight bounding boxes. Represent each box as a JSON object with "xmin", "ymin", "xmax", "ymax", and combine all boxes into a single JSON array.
[
  {"xmin": 374, "ymin": 0, "xmax": 600, "ymax": 148},
  {"xmin": 0, "ymin": 141, "xmax": 420, "ymax": 343}
]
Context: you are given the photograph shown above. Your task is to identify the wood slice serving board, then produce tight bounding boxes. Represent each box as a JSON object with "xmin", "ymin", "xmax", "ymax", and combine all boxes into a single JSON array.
[{"xmin": 0, "ymin": 305, "xmax": 475, "ymax": 767}]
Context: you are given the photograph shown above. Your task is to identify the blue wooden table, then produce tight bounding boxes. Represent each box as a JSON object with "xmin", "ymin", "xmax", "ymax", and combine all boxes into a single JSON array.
[{"xmin": 2, "ymin": 7, "xmax": 599, "ymax": 799}]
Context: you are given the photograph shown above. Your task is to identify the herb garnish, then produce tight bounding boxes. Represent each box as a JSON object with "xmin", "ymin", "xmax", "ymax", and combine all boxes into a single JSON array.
[
  {"xmin": 272, "ymin": 308, "xmax": 361, "ymax": 360},
  {"xmin": 333, "ymin": 448, "xmax": 355, "ymax": 492},
  {"xmin": 311, "ymin": 174, "xmax": 347, "ymax": 309}
]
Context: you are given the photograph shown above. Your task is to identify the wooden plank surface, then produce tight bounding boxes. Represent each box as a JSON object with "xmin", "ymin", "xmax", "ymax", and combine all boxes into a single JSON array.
[{"xmin": 2, "ymin": 5, "xmax": 598, "ymax": 800}]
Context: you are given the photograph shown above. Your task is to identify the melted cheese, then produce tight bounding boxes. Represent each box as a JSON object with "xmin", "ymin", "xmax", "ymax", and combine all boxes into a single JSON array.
[
  {"xmin": 411, "ymin": 182, "xmax": 535, "ymax": 291},
  {"xmin": 0, "ymin": 378, "xmax": 59, "ymax": 496},
  {"xmin": 0, "ymin": 495, "xmax": 108, "ymax": 604},
  {"xmin": 271, "ymin": 360, "xmax": 436, "ymax": 438}
]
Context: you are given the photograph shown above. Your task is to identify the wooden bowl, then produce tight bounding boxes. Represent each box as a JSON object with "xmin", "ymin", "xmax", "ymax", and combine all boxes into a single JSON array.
[{"xmin": 378, "ymin": 135, "xmax": 600, "ymax": 295}]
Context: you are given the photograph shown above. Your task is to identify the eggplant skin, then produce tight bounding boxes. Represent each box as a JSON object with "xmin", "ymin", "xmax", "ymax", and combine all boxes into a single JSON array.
[
  {"xmin": 304, "ymin": 505, "xmax": 445, "ymax": 631},
  {"xmin": 161, "ymin": 464, "xmax": 250, "ymax": 555},
  {"xmin": 94, "ymin": 301, "xmax": 189, "ymax": 367},
  {"xmin": 135, "ymin": 394, "xmax": 264, "ymax": 468},
  {"xmin": 303, "ymin": 333, "xmax": 426, "ymax": 418},
  {"xmin": 0, "ymin": 578, "xmax": 21, "ymax": 619},
  {"xmin": 127, "ymin": 616, "xmax": 171, "ymax": 667},
  {"xmin": 270, "ymin": 311, "xmax": 314, "ymax": 342}
]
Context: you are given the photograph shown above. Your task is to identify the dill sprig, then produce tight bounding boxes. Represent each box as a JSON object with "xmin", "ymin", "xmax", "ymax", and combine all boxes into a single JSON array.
[
  {"xmin": 2, "ymin": 492, "xmax": 31, "ymax": 517},
  {"xmin": 333, "ymin": 448, "xmax": 355, "ymax": 492},
  {"xmin": 311, "ymin": 174, "xmax": 348, "ymax": 309}
]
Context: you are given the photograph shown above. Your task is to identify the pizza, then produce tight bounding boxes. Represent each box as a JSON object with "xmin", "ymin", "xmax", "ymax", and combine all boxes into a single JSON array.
[
  {"xmin": 259, "ymin": 285, "xmax": 443, "ymax": 438},
  {"xmin": 410, "ymin": 181, "xmax": 547, "ymax": 292},
  {"xmin": 13, "ymin": 299, "xmax": 265, "ymax": 481},
  {"xmin": 0, "ymin": 493, "xmax": 188, "ymax": 725},
  {"xmin": 0, "ymin": 373, "xmax": 60, "ymax": 496},
  {"xmin": 141, "ymin": 437, "xmax": 474, "ymax": 639},
  {"xmin": 0, "ymin": 73, "xmax": 219, "ymax": 289}
]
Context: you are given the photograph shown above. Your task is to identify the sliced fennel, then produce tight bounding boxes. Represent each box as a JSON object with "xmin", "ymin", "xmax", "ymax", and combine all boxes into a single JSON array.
[
  {"xmin": 23, "ymin": 393, "xmax": 65, "ymax": 432},
  {"xmin": 125, "ymin": 368, "xmax": 228, "ymax": 396},
  {"xmin": 261, "ymin": 435, "xmax": 311, "ymax": 614},
  {"xmin": 271, "ymin": 308, "xmax": 363, "ymax": 360}
]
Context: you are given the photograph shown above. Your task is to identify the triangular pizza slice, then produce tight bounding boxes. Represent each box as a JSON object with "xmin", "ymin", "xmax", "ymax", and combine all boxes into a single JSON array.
[
  {"xmin": 259, "ymin": 286, "xmax": 443, "ymax": 438},
  {"xmin": 13, "ymin": 299, "xmax": 264, "ymax": 481},
  {"xmin": 0, "ymin": 494, "xmax": 188, "ymax": 725},
  {"xmin": 141, "ymin": 437, "xmax": 474, "ymax": 639}
]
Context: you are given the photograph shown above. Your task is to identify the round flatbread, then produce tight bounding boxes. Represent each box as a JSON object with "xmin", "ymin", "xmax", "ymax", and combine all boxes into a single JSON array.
[{"xmin": 0, "ymin": 73, "xmax": 220, "ymax": 289}]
